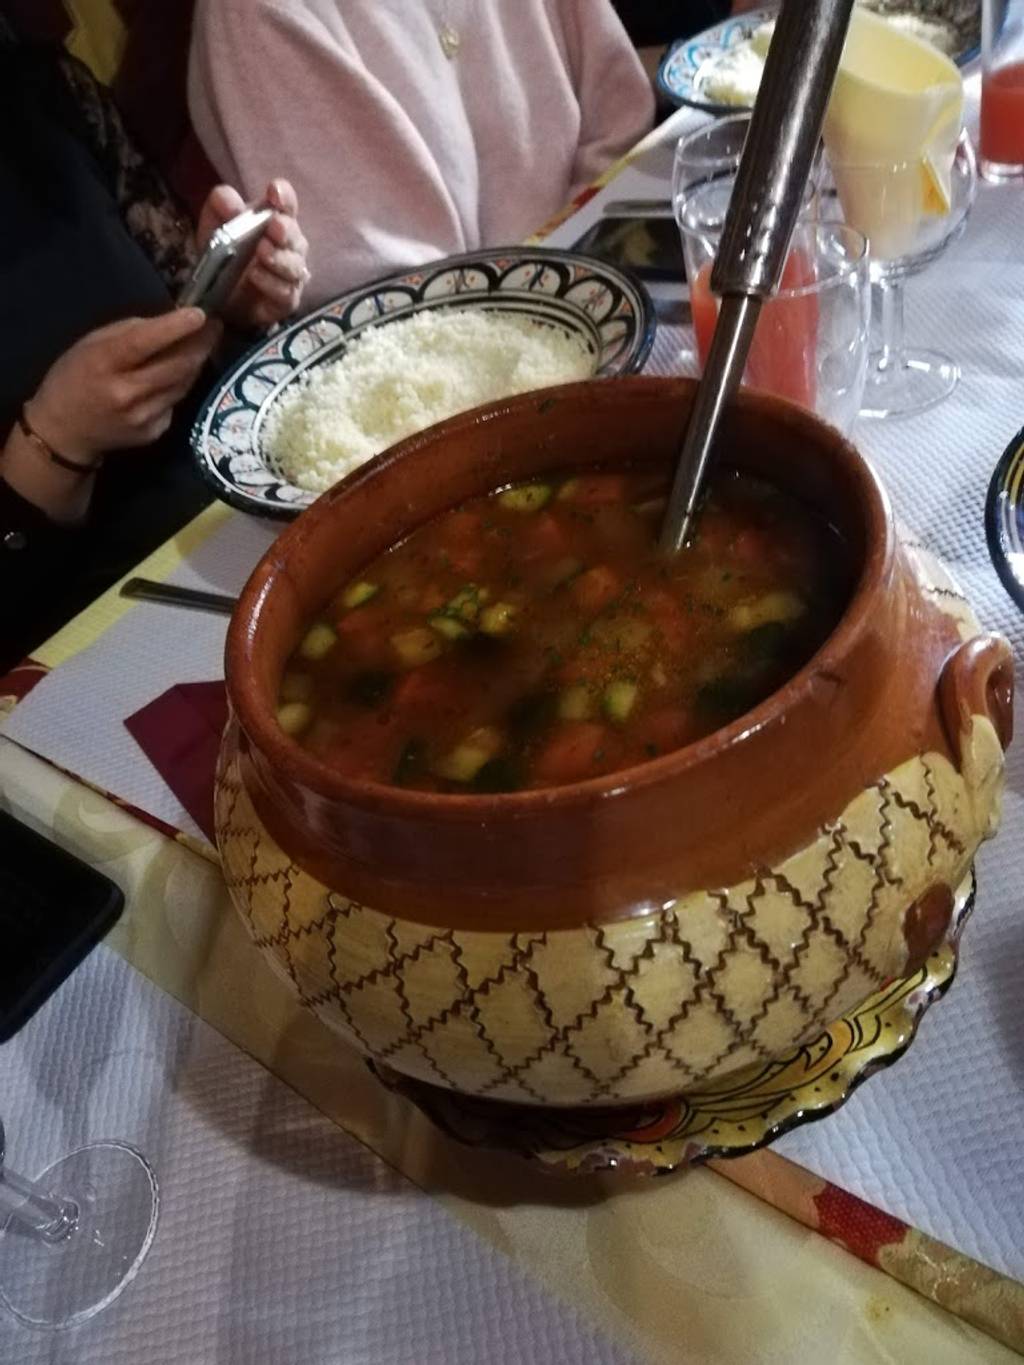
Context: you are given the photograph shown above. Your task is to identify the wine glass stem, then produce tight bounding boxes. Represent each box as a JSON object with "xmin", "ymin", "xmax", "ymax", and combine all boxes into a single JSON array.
[
  {"xmin": 876, "ymin": 278, "xmax": 906, "ymax": 372},
  {"xmin": 0, "ymin": 1166, "xmax": 78, "ymax": 1243}
]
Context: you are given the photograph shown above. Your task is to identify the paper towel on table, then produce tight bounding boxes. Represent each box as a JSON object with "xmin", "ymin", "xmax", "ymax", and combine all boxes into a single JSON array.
[{"xmin": 0, "ymin": 946, "xmax": 636, "ymax": 1365}]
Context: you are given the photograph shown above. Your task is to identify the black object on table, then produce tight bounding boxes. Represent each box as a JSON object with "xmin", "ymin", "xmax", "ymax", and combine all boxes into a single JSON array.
[{"xmin": 0, "ymin": 809, "xmax": 124, "ymax": 1043}]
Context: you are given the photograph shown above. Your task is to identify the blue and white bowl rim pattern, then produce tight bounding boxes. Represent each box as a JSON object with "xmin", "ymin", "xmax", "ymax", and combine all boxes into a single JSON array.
[{"xmin": 191, "ymin": 246, "xmax": 656, "ymax": 520}]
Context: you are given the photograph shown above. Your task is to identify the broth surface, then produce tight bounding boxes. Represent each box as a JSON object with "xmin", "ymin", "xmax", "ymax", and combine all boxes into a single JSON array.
[{"xmin": 277, "ymin": 469, "xmax": 848, "ymax": 791}]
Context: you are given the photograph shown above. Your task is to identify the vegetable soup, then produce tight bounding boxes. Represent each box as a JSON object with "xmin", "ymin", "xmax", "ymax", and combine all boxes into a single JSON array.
[{"xmin": 277, "ymin": 469, "xmax": 849, "ymax": 791}]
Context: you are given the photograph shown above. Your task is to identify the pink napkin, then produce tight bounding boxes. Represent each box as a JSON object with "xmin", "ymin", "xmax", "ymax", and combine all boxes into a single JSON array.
[{"xmin": 124, "ymin": 681, "xmax": 227, "ymax": 842}]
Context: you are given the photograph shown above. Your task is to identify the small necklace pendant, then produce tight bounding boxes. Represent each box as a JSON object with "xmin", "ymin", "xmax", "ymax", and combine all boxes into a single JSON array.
[{"xmin": 438, "ymin": 23, "xmax": 460, "ymax": 59}]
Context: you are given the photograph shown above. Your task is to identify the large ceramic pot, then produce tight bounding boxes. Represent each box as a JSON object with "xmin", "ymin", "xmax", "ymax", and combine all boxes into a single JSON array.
[{"xmin": 215, "ymin": 378, "xmax": 1012, "ymax": 1107}]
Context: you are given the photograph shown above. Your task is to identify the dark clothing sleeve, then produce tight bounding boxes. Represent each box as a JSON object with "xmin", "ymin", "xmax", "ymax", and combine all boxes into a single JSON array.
[
  {"xmin": 0, "ymin": 41, "xmax": 211, "ymax": 671},
  {"xmin": 58, "ymin": 53, "xmax": 198, "ymax": 293},
  {"xmin": 0, "ymin": 479, "xmax": 81, "ymax": 561},
  {"xmin": 0, "ymin": 479, "xmax": 86, "ymax": 664}
]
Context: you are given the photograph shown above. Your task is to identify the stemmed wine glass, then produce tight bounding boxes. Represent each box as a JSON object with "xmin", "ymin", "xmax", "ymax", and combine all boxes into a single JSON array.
[
  {"xmin": 0, "ymin": 1119, "xmax": 158, "ymax": 1329},
  {"xmin": 825, "ymin": 130, "xmax": 978, "ymax": 419}
]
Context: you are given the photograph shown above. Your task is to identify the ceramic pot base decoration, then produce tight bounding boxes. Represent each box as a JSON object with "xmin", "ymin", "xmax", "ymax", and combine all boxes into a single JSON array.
[{"xmin": 367, "ymin": 871, "xmax": 975, "ymax": 1176}]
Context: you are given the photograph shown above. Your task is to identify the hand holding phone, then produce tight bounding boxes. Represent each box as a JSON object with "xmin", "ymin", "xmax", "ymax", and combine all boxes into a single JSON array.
[
  {"xmin": 178, "ymin": 205, "xmax": 274, "ymax": 316},
  {"xmin": 24, "ymin": 307, "xmax": 218, "ymax": 480}
]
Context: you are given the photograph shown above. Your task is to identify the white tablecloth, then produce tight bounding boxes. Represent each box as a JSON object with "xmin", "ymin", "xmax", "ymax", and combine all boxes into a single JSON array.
[{"xmin": 0, "ymin": 947, "xmax": 635, "ymax": 1365}]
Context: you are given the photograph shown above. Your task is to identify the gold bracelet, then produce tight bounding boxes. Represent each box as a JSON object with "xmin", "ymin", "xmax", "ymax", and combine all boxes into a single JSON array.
[{"xmin": 18, "ymin": 408, "xmax": 102, "ymax": 476}]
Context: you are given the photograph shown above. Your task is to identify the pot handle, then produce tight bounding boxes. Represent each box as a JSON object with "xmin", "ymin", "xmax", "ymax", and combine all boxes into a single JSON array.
[{"xmin": 938, "ymin": 634, "xmax": 1014, "ymax": 766}]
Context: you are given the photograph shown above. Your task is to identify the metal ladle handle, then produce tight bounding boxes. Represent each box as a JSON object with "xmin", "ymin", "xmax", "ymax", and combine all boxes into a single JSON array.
[{"xmin": 659, "ymin": 0, "xmax": 856, "ymax": 554}]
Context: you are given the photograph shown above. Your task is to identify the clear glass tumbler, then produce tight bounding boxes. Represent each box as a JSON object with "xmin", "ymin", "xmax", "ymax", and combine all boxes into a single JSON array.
[
  {"xmin": 673, "ymin": 168, "xmax": 870, "ymax": 434},
  {"xmin": 981, "ymin": 0, "xmax": 1024, "ymax": 182},
  {"xmin": 672, "ymin": 112, "xmax": 823, "ymax": 210}
]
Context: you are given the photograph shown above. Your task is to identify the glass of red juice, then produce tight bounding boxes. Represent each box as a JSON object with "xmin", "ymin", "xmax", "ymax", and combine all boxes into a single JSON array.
[
  {"xmin": 673, "ymin": 168, "xmax": 869, "ymax": 435},
  {"xmin": 981, "ymin": 0, "xmax": 1024, "ymax": 182}
]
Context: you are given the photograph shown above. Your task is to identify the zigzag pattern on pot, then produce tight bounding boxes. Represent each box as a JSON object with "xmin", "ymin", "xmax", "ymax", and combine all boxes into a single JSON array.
[{"xmin": 215, "ymin": 723, "xmax": 983, "ymax": 1105}]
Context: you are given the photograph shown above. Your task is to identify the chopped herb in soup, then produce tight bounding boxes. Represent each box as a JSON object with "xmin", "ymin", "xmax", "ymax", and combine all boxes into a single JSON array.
[{"xmin": 277, "ymin": 469, "xmax": 848, "ymax": 791}]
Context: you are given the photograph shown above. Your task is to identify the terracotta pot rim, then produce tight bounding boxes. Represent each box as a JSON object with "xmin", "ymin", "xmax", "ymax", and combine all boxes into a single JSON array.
[{"xmin": 227, "ymin": 378, "xmax": 895, "ymax": 823}]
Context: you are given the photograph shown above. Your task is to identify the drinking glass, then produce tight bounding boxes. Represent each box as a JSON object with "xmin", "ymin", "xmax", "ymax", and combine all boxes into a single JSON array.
[
  {"xmin": 673, "ymin": 154, "xmax": 869, "ymax": 434},
  {"xmin": 0, "ymin": 1118, "xmax": 158, "ymax": 1328},
  {"xmin": 672, "ymin": 112, "xmax": 823, "ymax": 211},
  {"xmin": 825, "ymin": 131, "xmax": 977, "ymax": 419},
  {"xmin": 981, "ymin": 0, "xmax": 1024, "ymax": 182}
]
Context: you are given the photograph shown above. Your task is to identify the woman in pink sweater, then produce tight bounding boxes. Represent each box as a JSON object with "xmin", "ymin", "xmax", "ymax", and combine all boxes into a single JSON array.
[{"xmin": 189, "ymin": 1, "xmax": 654, "ymax": 305}]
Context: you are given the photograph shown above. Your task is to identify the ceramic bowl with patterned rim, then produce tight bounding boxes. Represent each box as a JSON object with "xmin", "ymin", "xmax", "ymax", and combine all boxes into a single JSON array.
[
  {"xmin": 190, "ymin": 248, "xmax": 656, "ymax": 520},
  {"xmin": 985, "ymin": 423, "xmax": 1024, "ymax": 613},
  {"xmin": 657, "ymin": 2, "xmax": 981, "ymax": 114},
  {"xmin": 370, "ymin": 871, "xmax": 976, "ymax": 1176}
]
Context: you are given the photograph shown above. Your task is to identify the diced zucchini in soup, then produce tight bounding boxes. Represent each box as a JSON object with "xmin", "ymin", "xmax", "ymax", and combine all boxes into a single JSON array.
[
  {"xmin": 342, "ymin": 580, "xmax": 379, "ymax": 610},
  {"xmin": 480, "ymin": 602, "xmax": 519, "ymax": 637},
  {"xmin": 430, "ymin": 613, "xmax": 470, "ymax": 641},
  {"xmin": 299, "ymin": 622, "xmax": 338, "ymax": 661},
  {"xmin": 728, "ymin": 591, "xmax": 806, "ymax": 633},
  {"xmin": 431, "ymin": 584, "xmax": 488, "ymax": 639},
  {"xmin": 276, "ymin": 467, "xmax": 845, "ymax": 792},
  {"xmin": 499, "ymin": 483, "xmax": 552, "ymax": 513},
  {"xmin": 447, "ymin": 584, "xmax": 489, "ymax": 621},
  {"xmin": 432, "ymin": 727, "xmax": 504, "ymax": 783},
  {"xmin": 559, "ymin": 685, "xmax": 593, "ymax": 721},
  {"xmin": 277, "ymin": 701, "xmax": 313, "ymax": 736},
  {"xmin": 603, "ymin": 680, "xmax": 638, "ymax": 724},
  {"xmin": 392, "ymin": 627, "xmax": 443, "ymax": 667}
]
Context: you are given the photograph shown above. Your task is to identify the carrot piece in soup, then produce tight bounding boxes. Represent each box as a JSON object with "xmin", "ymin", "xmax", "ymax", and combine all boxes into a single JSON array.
[
  {"xmin": 390, "ymin": 661, "xmax": 452, "ymax": 715},
  {"xmin": 691, "ymin": 511, "xmax": 739, "ymax": 558},
  {"xmin": 446, "ymin": 545, "xmax": 483, "ymax": 576},
  {"xmin": 520, "ymin": 513, "xmax": 571, "ymax": 562},
  {"xmin": 442, "ymin": 510, "xmax": 481, "ymax": 543},
  {"xmin": 321, "ymin": 712, "xmax": 403, "ymax": 782},
  {"xmin": 334, "ymin": 602, "xmax": 390, "ymax": 665},
  {"xmin": 570, "ymin": 565, "xmax": 622, "ymax": 615},
  {"xmin": 635, "ymin": 706, "xmax": 694, "ymax": 755},
  {"xmin": 730, "ymin": 526, "xmax": 775, "ymax": 567},
  {"xmin": 420, "ymin": 584, "xmax": 448, "ymax": 612},
  {"xmin": 645, "ymin": 588, "xmax": 691, "ymax": 652},
  {"xmin": 438, "ymin": 509, "xmax": 484, "ymax": 575},
  {"xmin": 533, "ymin": 721, "xmax": 613, "ymax": 785}
]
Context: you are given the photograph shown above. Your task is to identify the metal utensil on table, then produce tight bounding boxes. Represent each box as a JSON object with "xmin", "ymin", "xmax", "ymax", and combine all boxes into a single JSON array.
[
  {"xmin": 659, "ymin": 0, "xmax": 856, "ymax": 554},
  {"xmin": 120, "ymin": 577, "xmax": 236, "ymax": 616}
]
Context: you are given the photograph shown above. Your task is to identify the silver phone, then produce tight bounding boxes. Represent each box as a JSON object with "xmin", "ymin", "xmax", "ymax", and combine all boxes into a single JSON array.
[{"xmin": 177, "ymin": 206, "xmax": 273, "ymax": 314}]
